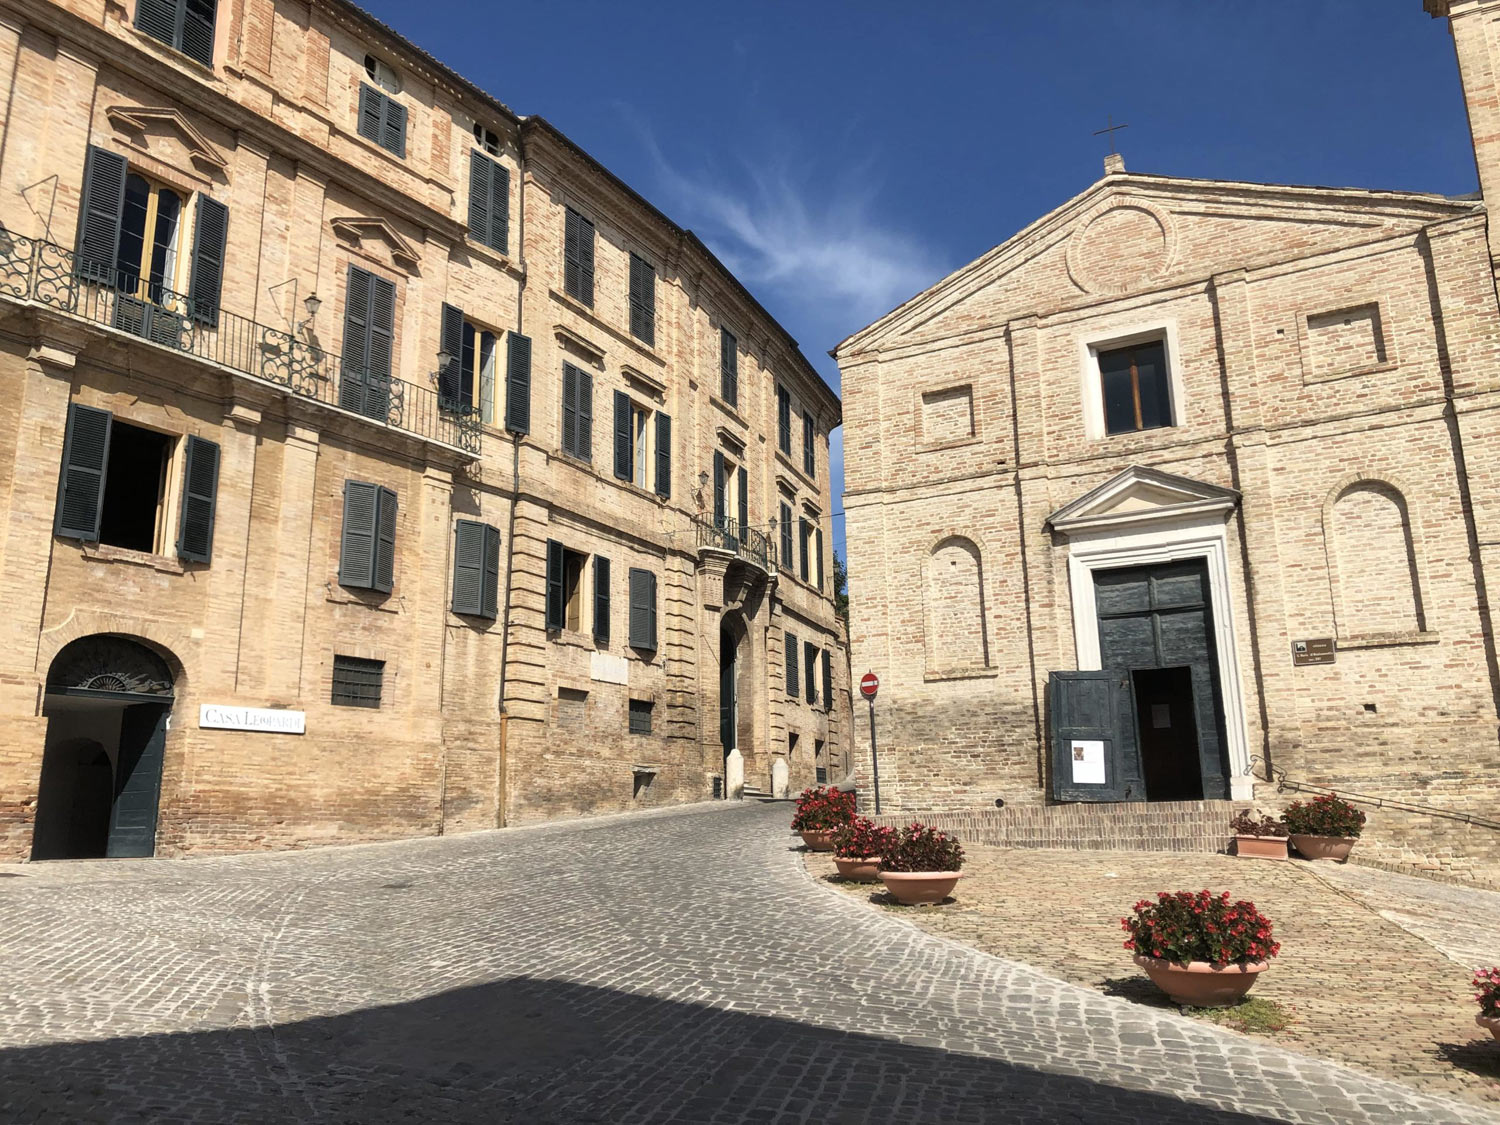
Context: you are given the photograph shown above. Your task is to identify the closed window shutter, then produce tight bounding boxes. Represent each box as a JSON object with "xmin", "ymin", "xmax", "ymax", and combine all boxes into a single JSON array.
[
  {"xmin": 713, "ymin": 451, "xmax": 725, "ymax": 526},
  {"xmin": 175, "ymin": 434, "xmax": 220, "ymax": 563},
  {"xmin": 822, "ymin": 649, "xmax": 832, "ymax": 710},
  {"xmin": 561, "ymin": 364, "xmax": 578, "ymax": 457},
  {"xmin": 452, "ymin": 519, "xmax": 486, "ymax": 616},
  {"xmin": 578, "ymin": 213, "xmax": 595, "ymax": 306},
  {"xmin": 594, "ymin": 555, "xmax": 610, "ymax": 644},
  {"xmin": 504, "ymin": 332, "xmax": 531, "ymax": 435},
  {"xmin": 367, "ymin": 276, "xmax": 395, "ymax": 381},
  {"xmin": 778, "ymin": 387, "xmax": 790, "ymax": 452},
  {"xmin": 187, "ymin": 195, "xmax": 229, "ymax": 326},
  {"xmin": 613, "ymin": 390, "xmax": 632, "ymax": 481},
  {"xmin": 382, "ymin": 97, "xmax": 407, "ymax": 158},
  {"xmin": 341, "ymin": 265, "xmax": 395, "ymax": 420},
  {"xmin": 815, "ymin": 527, "xmax": 825, "ymax": 590},
  {"xmin": 481, "ymin": 524, "xmax": 501, "ymax": 619},
  {"xmin": 720, "ymin": 328, "xmax": 737, "ymax": 406},
  {"xmin": 576, "ymin": 369, "xmax": 593, "ymax": 460},
  {"xmin": 545, "ymin": 539, "xmax": 566, "ymax": 630},
  {"xmin": 654, "ymin": 412, "xmax": 671, "ymax": 499},
  {"xmin": 804, "ymin": 413, "xmax": 816, "ymax": 476},
  {"xmin": 75, "ymin": 146, "xmax": 127, "ymax": 283},
  {"xmin": 339, "ymin": 480, "xmax": 379, "ymax": 589},
  {"xmin": 628, "ymin": 567, "xmax": 656, "ymax": 650},
  {"xmin": 490, "ymin": 161, "xmax": 510, "ymax": 253},
  {"xmin": 805, "ymin": 641, "xmax": 817, "ymax": 703},
  {"xmin": 341, "ymin": 265, "xmax": 371, "ymax": 380},
  {"xmin": 737, "ymin": 465, "xmax": 748, "ymax": 531},
  {"xmin": 785, "ymin": 631, "xmax": 798, "ymax": 697},
  {"xmin": 180, "ymin": 0, "xmax": 216, "ymax": 66},
  {"xmin": 358, "ymin": 84, "xmax": 384, "ymax": 146},
  {"xmin": 134, "ymin": 0, "xmax": 180, "ymax": 49},
  {"xmin": 467, "ymin": 152, "xmax": 491, "ymax": 248},
  {"xmin": 439, "ymin": 302, "xmax": 464, "ymax": 407},
  {"xmin": 54, "ymin": 403, "xmax": 113, "ymax": 541},
  {"xmin": 629, "ymin": 255, "xmax": 654, "ymax": 346},
  {"xmin": 779, "ymin": 503, "xmax": 793, "ymax": 569},
  {"xmin": 373, "ymin": 486, "xmax": 397, "ymax": 593},
  {"xmin": 565, "ymin": 209, "xmax": 594, "ymax": 306}
]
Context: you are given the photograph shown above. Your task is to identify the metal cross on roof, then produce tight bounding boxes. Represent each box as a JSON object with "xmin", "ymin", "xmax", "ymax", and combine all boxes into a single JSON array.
[{"xmin": 1093, "ymin": 114, "xmax": 1130, "ymax": 154}]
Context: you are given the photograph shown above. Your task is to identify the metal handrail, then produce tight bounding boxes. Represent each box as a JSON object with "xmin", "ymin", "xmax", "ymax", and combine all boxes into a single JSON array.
[
  {"xmin": 694, "ymin": 515, "xmax": 778, "ymax": 574},
  {"xmin": 1248, "ymin": 756, "xmax": 1500, "ymax": 832},
  {"xmin": 0, "ymin": 230, "xmax": 480, "ymax": 454}
]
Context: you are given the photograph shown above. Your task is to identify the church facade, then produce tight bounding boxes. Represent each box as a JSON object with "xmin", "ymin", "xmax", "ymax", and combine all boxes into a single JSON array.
[{"xmin": 836, "ymin": 0, "xmax": 1500, "ymax": 881}]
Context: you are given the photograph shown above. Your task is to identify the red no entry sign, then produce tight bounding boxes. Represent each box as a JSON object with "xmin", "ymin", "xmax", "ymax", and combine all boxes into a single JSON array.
[{"xmin": 860, "ymin": 671, "xmax": 879, "ymax": 700}]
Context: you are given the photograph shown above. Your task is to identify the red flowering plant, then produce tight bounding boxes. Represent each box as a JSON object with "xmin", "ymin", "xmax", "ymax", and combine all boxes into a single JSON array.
[
  {"xmin": 790, "ymin": 786, "xmax": 856, "ymax": 832},
  {"xmin": 1475, "ymin": 967, "xmax": 1500, "ymax": 1019},
  {"xmin": 1229, "ymin": 811, "xmax": 1288, "ymax": 838},
  {"xmin": 831, "ymin": 815, "xmax": 896, "ymax": 860},
  {"xmin": 1121, "ymin": 889, "xmax": 1281, "ymax": 967},
  {"xmin": 878, "ymin": 823, "xmax": 965, "ymax": 873},
  {"xmin": 1280, "ymin": 794, "xmax": 1366, "ymax": 839}
]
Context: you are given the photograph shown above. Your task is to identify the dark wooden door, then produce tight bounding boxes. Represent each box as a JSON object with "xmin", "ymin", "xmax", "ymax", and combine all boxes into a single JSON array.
[
  {"xmin": 106, "ymin": 703, "xmax": 168, "ymax": 858},
  {"xmin": 1048, "ymin": 671, "xmax": 1143, "ymax": 802},
  {"xmin": 1094, "ymin": 562, "xmax": 1229, "ymax": 799},
  {"xmin": 719, "ymin": 627, "xmax": 736, "ymax": 766}
]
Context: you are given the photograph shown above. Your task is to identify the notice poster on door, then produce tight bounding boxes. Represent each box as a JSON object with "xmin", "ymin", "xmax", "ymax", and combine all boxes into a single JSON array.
[{"xmin": 1070, "ymin": 739, "xmax": 1106, "ymax": 785}]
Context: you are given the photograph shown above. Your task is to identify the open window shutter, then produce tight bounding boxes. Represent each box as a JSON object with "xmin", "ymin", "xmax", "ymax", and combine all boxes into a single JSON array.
[
  {"xmin": 785, "ymin": 631, "xmax": 799, "ymax": 697},
  {"xmin": 490, "ymin": 161, "xmax": 510, "ymax": 253},
  {"xmin": 815, "ymin": 528, "xmax": 825, "ymax": 590},
  {"xmin": 452, "ymin": 519, "xmax": 485, "ymax": 616},
  {"xmin": 613, "ymin": 390, "xmax": 632, "ymax": 481},
  {"xmin": 630, "ymin": 256, "xmax": 654, "ymax": 345},
  {"xmin": 75, "ymin": 146, "xmax": 127, "ymax": 283},
  {"xmin": 712, "ymin": 451, "xmax": 725, "ymax": 526},
  {"xmin": 779, "ymin": 504, "xmax": 793, "ymax": 569},
  {"xmin": 578, "ymin": 214, "xmax": 595, "ymax": 306},
  {"xmin": 340, "ymin": 266, "xmax": 371, "ymax": 412},
  {"xmin": 822, "ymin": 649, "xmax": 832, "ymax": 711},
  {"xmin": 545, "ymin": 539, "xmax": 566, "ymax": 630},
  {"xmin": 799, "ymin": 519, "xmax": 810, "ymax": 580},
  {"xmin": 804, "ymin": 641, "xmax": 815, "ymax": 703},
  {"xmin": 481, "ymin": 524, "xmax": 501, "ymax": 619},
  {"xmin": 576, "ymin": 369, "xmax": 593, "ymax": 460},
  {"xmin": 439, "ymin": 302, "xmax": 464, "ymax": 406},
  {"xmin": 564, "ymin": 210, "xmax": 581, "ymax": 299},
  {"xmin": 186, "ymin": 196, "xmax": 229, "ymax": 326},
  {"xmin": 594, "ymin": 555, "xmax": 610, "ymax": 644},
  {"xmin": 339, "ymin": 480, "xmax": 379, "ymax": 588},
  {"xmin": 175, "ymin": 434, "xmax": 220, "ymax": 563},
  {"xmin": 134, "ymin": 0, "xmax": 179, "ymax": 49},
  {"xmin": 467, "ymin": 153, "xmax": 491, "ymax": 248},
  {"xmin": 359, "ymin": 274, "xmax": 396, "ymax": 420},
  {"xmin": 382, "ymin": 97, "xmax": 407, "ymax": 159},
  {"xmin": 358, "ymin": 85, "xmax": 384, "ymax": 146},
  {"xmin": 720, "ymin": 329, "xmax": 737, "ymax": 405},
  {"xmin": 561, "ymin": 365, "xmax": 578, "ymax": 456},
  {"xmin": 373, "ymin": 486, "xmax": 397, "ymax": 594},
  {"xmin": 180, "ymin": 0, "xmax": 216, "ymax": 66},
  {"xmin": 737, "ymin": 465, "xmax": 748, "ymax": 531},
  {"xmin": 54, "ymin": 403, "xmax": 113, "ymax": 541},
  {"xmin": 804, "ymin": 413, "xmax": 816, "ymax": 476},
  {"xmin": 654, "ymin": 412, "xmax": 671, "ymax": 499},
  {"xmin": 629, "ymin": 568, "xmax": 656, "ymax": 650},
  {"xmin": 504, "ymin": 332, "xmax": 531, "ymax": 435}
]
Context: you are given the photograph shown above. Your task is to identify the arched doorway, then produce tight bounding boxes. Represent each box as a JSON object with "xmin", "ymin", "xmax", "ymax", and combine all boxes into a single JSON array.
[
  {"xmin": 719, "ymin": 619, "xmax": 739, "ymax": 788},
  {"xmin": 32, "ymin": 635, "xmax": 176, "ymax": 859}
]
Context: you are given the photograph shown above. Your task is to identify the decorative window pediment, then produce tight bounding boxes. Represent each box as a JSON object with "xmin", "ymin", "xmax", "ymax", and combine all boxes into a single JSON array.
[
  {"xmin": 330, "ymin": 215, "xmax": 420, "ymax": 272},
  {"xmin": 105, "ymin": 105, "xmax": 228, "ymax": 180},
  {"xmin": 1046, "ymin": 466, "xmax": 1239, "ymax": 534}
]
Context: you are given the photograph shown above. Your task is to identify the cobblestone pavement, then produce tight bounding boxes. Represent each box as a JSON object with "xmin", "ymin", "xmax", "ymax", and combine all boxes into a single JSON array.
[
  {"xmin": 3, "ymin": 804, "xmax": 1497, "ymax": 1125},
  {"xmin": 809, "ymin": 842, "xmax": 1500, "ymax": 1109}
]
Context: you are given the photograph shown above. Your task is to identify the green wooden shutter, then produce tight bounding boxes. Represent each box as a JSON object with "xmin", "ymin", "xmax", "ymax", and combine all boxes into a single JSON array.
[
  {"xmin": 785, "ymin": 631, "xmax": 798, "ymax": 697},
  {"xmin": 490, "ymin": 160, "xmax": 510, "ymax": 253},
  {"xmin": 654, "ymin": 412, "xmax": 671, "ymax": 499},
  {"xmin": 439, "ymin": 302, "xmax": 464, "ymax": 407},
  {"xmin": 381, "ymin": 97, "xmax": 407, "ymax": 158},
  {"xmin": 75, "ymin": 146, "xmax": 127, "ymax": 283},
  {"xmin": 452, "ymin": 519, "xmax": 486, "ymax": 616},
  {"xmin": 545, "ymin": 539, "xmax": 566, "ymax": 630},
  {"xmin": 481, "ymin": 524, "xmax": 501, "ymax": 619},
  {"xmin": 565, "ymin": 209, "xmax": 594, "ymax": 305},
  {"xmin": 186, "ymin": 195, "xmax": 229, "ymax": 326},
  {"xmin": 134, "ymin": 0, "xmax": 180, "ymax": 51},
  {"xmin": 737, "ymin": 465, "xmax": 748, "ymax": 531},
  {"xmin": 799, "ymin": 519, "xmax": 810, "ymax": 581},
  {"xmin": 805, "ymin": 640, "xmax": 817, "ymax": 704},
  {"xmin": 561, "ymin": 364, "xmax": 578, "ymax": 456},
  {"xmin": 54, "ymin": 403, "xmax": 113, "ymax": 541},
  {"xmin": 575, "ymin": 368, "xmax": 593, "ymax": 461},
  {"xmin": 357, "ymin": 85, "xmax": 384, "ymax": 146},
  {"xmin": 594, "ymin": 555, "xmax": 610, "ymax": 644},
  {"xmin": 720, "ymin": 328, "xmax": 737, "ymax": 406},
  {"xmin": 613, "ymin": 390, "xmax": 632, "ymax": 481},
  {"xmin": 822, "ymin": 648, "xmax": 832, "ymax": 710},
  {"xmin": 504, "ymin": 332, "xmax": 531, "ymax": 435},
  {"xmin": 628, "ymin": 567, "xmax": 656, "ymax": 650},
  {"xmin": 779, "ymin": 503, "xmax": 793, "ymax": 568},
  {"xmin": 175, "ymin": 434, "xmax": 220, "ymax": 563},
  {"xmin": 339, "ymin": 265, "xmax": 371, "ymax": 414},
  {"xmin": 373, "ymin": 486, "xmax": 397, "ymax": 594},
  {"xmin": 816, "ymin": 528, "xmax": 825, "ymax": 590},
  {"xmin": 803, "ymin": 412, "xmax": 816, "ymax": 476},
  {"xmin": 180, "ymin": 0, "xmax": 216, "ymax": 67},
  {"xmin": 339, "ymin": 480, "xmax": 379, "ymax": 588},
  {"xmin": 629, "ymin": 254, "xmax": 654, "ymax": 345},
  {"xmin": 713, "ymin": 451, "xmax": 725, "ymax": 526},
  {"xmin": 467, "ymin": 152, "xmax": 491, "ymax": 248}
]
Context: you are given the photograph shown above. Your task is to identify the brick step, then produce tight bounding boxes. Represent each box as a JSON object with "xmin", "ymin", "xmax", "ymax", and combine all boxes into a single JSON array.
[{"xmin": 870, "ymin": 799, "xmax": 1250, "ymax": 854}]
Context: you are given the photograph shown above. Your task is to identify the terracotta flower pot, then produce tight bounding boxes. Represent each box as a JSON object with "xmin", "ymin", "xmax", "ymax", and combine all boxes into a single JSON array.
[
  {"xmin": 1288, "ymin": 834, "xmax": 1356, "ymax": 862},
  {"xmin": 1478, "ymin": 1014, "xmax": 1500, "ymax": 1042},
  {"xmin": 878, "ymin": 870, "xmax": 961, "ymax": 905},
  {"xmin": 799, "ymin": 829, "xmax": 836, "ymax": 852},
  {"xmin": 1234, "ymin": 835, "xmax": 1289, "ymax": 860},
  {"xmin": 1133, "ymin": 955, "xmax": 1269, "ymax": 1008},
  {"xmin": 833, "ymin": 855, "xmax": 882, "ymax": 882}
]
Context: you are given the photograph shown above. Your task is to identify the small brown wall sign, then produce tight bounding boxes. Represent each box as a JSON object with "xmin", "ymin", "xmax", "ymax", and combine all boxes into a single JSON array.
[{"xmin": 1292, "ymin": 638, "xmax": 1336, "ymax": 666}]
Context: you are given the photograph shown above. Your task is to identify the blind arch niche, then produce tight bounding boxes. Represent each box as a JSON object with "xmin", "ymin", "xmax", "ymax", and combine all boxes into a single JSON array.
[
  {"xmin": 1323, "ymin": 477, "xmax": 1427, "ymax": 640},
  {"xmin": 923, "ymin": 535, "xmax": 990, "ymax": 676}
]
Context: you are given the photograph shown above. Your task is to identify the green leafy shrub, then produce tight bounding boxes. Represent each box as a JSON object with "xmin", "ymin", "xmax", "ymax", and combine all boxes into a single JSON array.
[
  {"xmin": 1280, "ymin": 794, "xmax": 1366, "ymax": 838},
  {"xmin": 878, "ymin": 823, "xmax": 965, "ymax": 873}
]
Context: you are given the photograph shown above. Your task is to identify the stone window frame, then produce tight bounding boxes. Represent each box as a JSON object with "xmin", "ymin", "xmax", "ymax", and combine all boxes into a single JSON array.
[
  {"xmin": 913, "ymin": 382, "xmax": 981, "ymax": 453},
  {"xmin": 1296, "ymin": 296, "xmax": 1399, "ymax": 385},
  {"xmin": 920, "ymin": 529, "xmax": 998, "ymax": 683},
  {"xmin": 1076, "ymin": 319, "xmax": 1186, "ymax": 442}
]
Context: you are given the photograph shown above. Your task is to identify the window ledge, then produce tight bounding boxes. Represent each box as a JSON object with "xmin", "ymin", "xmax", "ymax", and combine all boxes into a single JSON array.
[
  {"xmin": 79, "ymin": 543, "xmax": 186, "ymax": 574},
  {"xmin": 712, "ymin": 397, "xmax": 747, "ymax": 428},
  {"xmin": 775, "ymin": 449, "xmax": 816, "ymax": 489},
  {"xmin": 924, "ymin": 666, "xmax": 1000, "ymax": 683},
  {"xmin": 918, "ymin": 435, "xmax": 982, "ymax": 454},
  {"xmin": 1337, "ymin": 630, "xmax": 1440, "ymax": 650},
  {"xmin": 462, "ymin": 238, "xmax": 522, "ymax": 280},
  {"xmin": 1302, "ymin": 359, "xmax": 1401, "ymax": 386},
  {"xmin": 549, "ymin": 288, "xmax": 666, "ymax": 368},
  {"xmin": 326, "ymin": 586, "xmax": 399, "ymax": 612}
]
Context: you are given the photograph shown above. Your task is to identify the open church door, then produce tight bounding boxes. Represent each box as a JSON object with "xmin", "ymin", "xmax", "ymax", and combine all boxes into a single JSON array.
[{"xmin": 1047, "ymin": 670, "xmax": 1145, "ymax": 803}]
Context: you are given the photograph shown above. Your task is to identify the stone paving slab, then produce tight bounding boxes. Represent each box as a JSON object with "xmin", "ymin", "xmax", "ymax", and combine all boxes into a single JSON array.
[
  {"xmin": 809, "ymin": 840, "xmax": 1500, "ymax": 1109},
  {"xmin": 1, "ymin": 801, "xmax": 1496, "ymax": 1123}
]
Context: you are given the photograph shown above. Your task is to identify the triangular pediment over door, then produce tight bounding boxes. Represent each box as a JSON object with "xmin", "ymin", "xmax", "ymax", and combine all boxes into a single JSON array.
[{"xmin": 1045, "ymin": 466, "xmax": 1240, "ymax": 535}]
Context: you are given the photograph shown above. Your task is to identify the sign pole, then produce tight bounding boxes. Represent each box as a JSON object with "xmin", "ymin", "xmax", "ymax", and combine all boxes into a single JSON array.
[{"xmin": 859, "ymin": 671, "xmax": 882, "ymax": 815}]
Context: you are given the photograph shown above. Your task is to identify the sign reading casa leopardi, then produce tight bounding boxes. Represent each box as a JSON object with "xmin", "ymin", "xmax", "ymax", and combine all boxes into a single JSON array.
[{"xmin": 199, "ymin": 705, "xmax": 307, "ymax": 735}]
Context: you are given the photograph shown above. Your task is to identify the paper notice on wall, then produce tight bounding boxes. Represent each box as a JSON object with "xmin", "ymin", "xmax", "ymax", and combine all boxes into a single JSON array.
[{"xmin": 1070, "ymin": 740, "xmax": 1106, "ymax": 785}]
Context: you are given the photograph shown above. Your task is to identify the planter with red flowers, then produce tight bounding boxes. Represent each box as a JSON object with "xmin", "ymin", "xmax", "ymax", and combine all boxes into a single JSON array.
[
  {"xmin": 877, "ymin": 823, "xmax": 965, "ymax": 905},
  {"xmin": 1282, "ymin": 794, "xmax": 1366, "ymax": 862},
  {"xmin": 831, "ymin": 816, "xmax": 894, "ymax": 882},
  {"xmin": 790, "ymin": 785, "xmax": 856, "ymax": 852},
  {"xmin": 1475, "ymin": 967, "xmax": 1500, "ymax": 1042},
  {"xmin": 1229, "ymin": 811, "xmax": 1289, "ymax": 860},
  {"xmin": 1122, "ymin": 889, "xmax": 1281, "ymax": 1008}
]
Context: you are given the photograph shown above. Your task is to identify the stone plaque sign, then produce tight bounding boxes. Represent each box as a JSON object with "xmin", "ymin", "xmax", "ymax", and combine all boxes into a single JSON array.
[
  {"xmin": 1292, "ymin": 638, "xmax": 1336, "ymax": 667},
  {"xmin": 199, "ymin": 705, "xmax": 306, "ymax": 734}
]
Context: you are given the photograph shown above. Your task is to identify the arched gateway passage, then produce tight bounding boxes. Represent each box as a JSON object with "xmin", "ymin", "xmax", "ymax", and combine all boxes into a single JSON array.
[{"xmin": 32, "ymin": 635, "xmax": 176, "ymax": 859}]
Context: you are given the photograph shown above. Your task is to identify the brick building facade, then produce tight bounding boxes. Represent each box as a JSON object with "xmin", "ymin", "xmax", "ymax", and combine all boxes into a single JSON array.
[
  {"xmin": 835, "ymin": 1, "xmax": 1500, "ymax": 881},
  {"xmin": 0, "ymin": 0, "xmax": 848, "ymax": 861}
]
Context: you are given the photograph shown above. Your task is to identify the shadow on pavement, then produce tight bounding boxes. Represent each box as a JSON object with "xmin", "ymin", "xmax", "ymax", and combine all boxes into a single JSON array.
[
  {"xmin": 0, "ymin": 976, "xmax": 1292, "ymax": 1124},
  {"xmin": 1437, "ymin": 1038, "xmax": 1500, "ymax": 1085}
]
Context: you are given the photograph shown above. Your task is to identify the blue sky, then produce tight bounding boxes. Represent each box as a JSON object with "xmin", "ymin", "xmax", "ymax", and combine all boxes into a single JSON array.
[{"xmin": 361, "ymin": 0, "xmax": 1476, "ymax": 559}]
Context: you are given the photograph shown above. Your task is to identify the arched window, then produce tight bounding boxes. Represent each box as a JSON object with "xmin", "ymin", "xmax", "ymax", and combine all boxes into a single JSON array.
[
  {"xmin": 925, "ymin": 536, "xmax": 989, "ymax": 672},
  {"xmin": 1328, "ymin": 482, "xmax": 1424, "ymax": 637}
]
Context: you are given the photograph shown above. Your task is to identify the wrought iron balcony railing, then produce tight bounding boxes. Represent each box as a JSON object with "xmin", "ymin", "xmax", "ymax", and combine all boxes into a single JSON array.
[
  {"xmin": 694, "ymin": 515, "xmax": 778, "ymax": 574},
  {"xmin": 0, "ymin": 231, "xmax": 480, "ymax": 454}
]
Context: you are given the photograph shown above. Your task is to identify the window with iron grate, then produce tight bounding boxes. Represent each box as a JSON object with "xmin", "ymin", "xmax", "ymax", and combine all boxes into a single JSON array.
[{"xmin": 331, "ymin": 655, "xmax": 384, "ymax": 708}]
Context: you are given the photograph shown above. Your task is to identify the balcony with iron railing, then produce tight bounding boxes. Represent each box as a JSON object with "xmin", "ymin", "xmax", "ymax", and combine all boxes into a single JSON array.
[
  {"xmin": 694, "ymin": 515, "xmax": 778, "ymax": 575},
  {"xmin": 0, "ymin": 231, "xmax": 480, "ymax": 454}
]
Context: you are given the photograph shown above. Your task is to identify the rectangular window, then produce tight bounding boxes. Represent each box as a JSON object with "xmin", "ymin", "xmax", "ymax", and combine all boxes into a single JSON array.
[
  {"xmin": 804, "ymin": 640, "xmax": 818, "ymax": 705},
  {"xmin": 629, "ymin": 254, "xmax": 655, "ymax": 346},
  {"xmin": 331, "ymin": 655, "xmax": 384, "ymax": 708},
  {"xmin": 134, "ymin": 0, "xmax": 216, "ymax": 68},
  {"xmin": 439, "ymin": 304, "xmax": 497, "ymax": 418},
  {"xmin": 777, "ymin": 385, "xmax": 792, "ymax": 453},
  {"xmin": 785, "ymin": 630, "xmax": 799, "ymax": 698},
  {"xmin": 340, "ymin": 265, "xmax": 397, "ymax": 421},
  {"xmin": 1098, "ymin": 339, "xmax": 1172, "ymax": 436},
  {"xmin": 798, "ymin": 518, "xmax": 811, "ymax": 583},
  {"xmin": 451, "ymin": 519, "xmax": 501, "ymax": 618},
  {"xmin": 339, "ymin": 480, "xmax": 398, "ymax": 594},
  {"xmin": 821, "ymin": 648, "xmax": 833, "ymax": 710},
  {"xmin": 594, "ymin": 555, "xmax": 611, "ymax": 644},
  {"xmin": 613, "ymin": 390, "xmax": 652, "ymax": 488},
  {"xmin": 505, "ymin": 332, "xmax": 532, "ymax": 435},
  {"xmin": 720, "ymin": 327, "xmax": 738, "ymax": 407},
  {"xmin": 357, "ymin": 84, "xmax": 407, "ymax": 159},
  {"xmin": 815, "ymin": 527, "xmax": 825, "ymax": 591},
  {"xmin": 779, "ymin": 501, "xmax": 793, "ymax": 571},
  {"xmin": 564, "ymin": 548, "xmax": 587, "ymax": 632},
  {"xmin": 713, "ymin": 451, "xmax": 746, "ymax": 534},
  {"xmin": 803, "ymin": 412, "xmax": 816, "ymax": 477},
  {"xmin": 564, "ymin": 208, "xmax": 595, "ymax": 306},
  {"xmin": 468, "ymin": 150, "xmax": 510, "ymax": 255},
  {"xmin": 654, "ymin": 412, "xmax": 672, "ymax": 500},
  {"xmin": 628, "ymin": 567, "xmax": 658, "ymax": 651},
  {"xmin": 628, "ymin": 698, "xmax": 653, "ymax": 735},
  {"xmin": 561, "ymin": 363, "xmax": 594, "ymax": 461}
]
